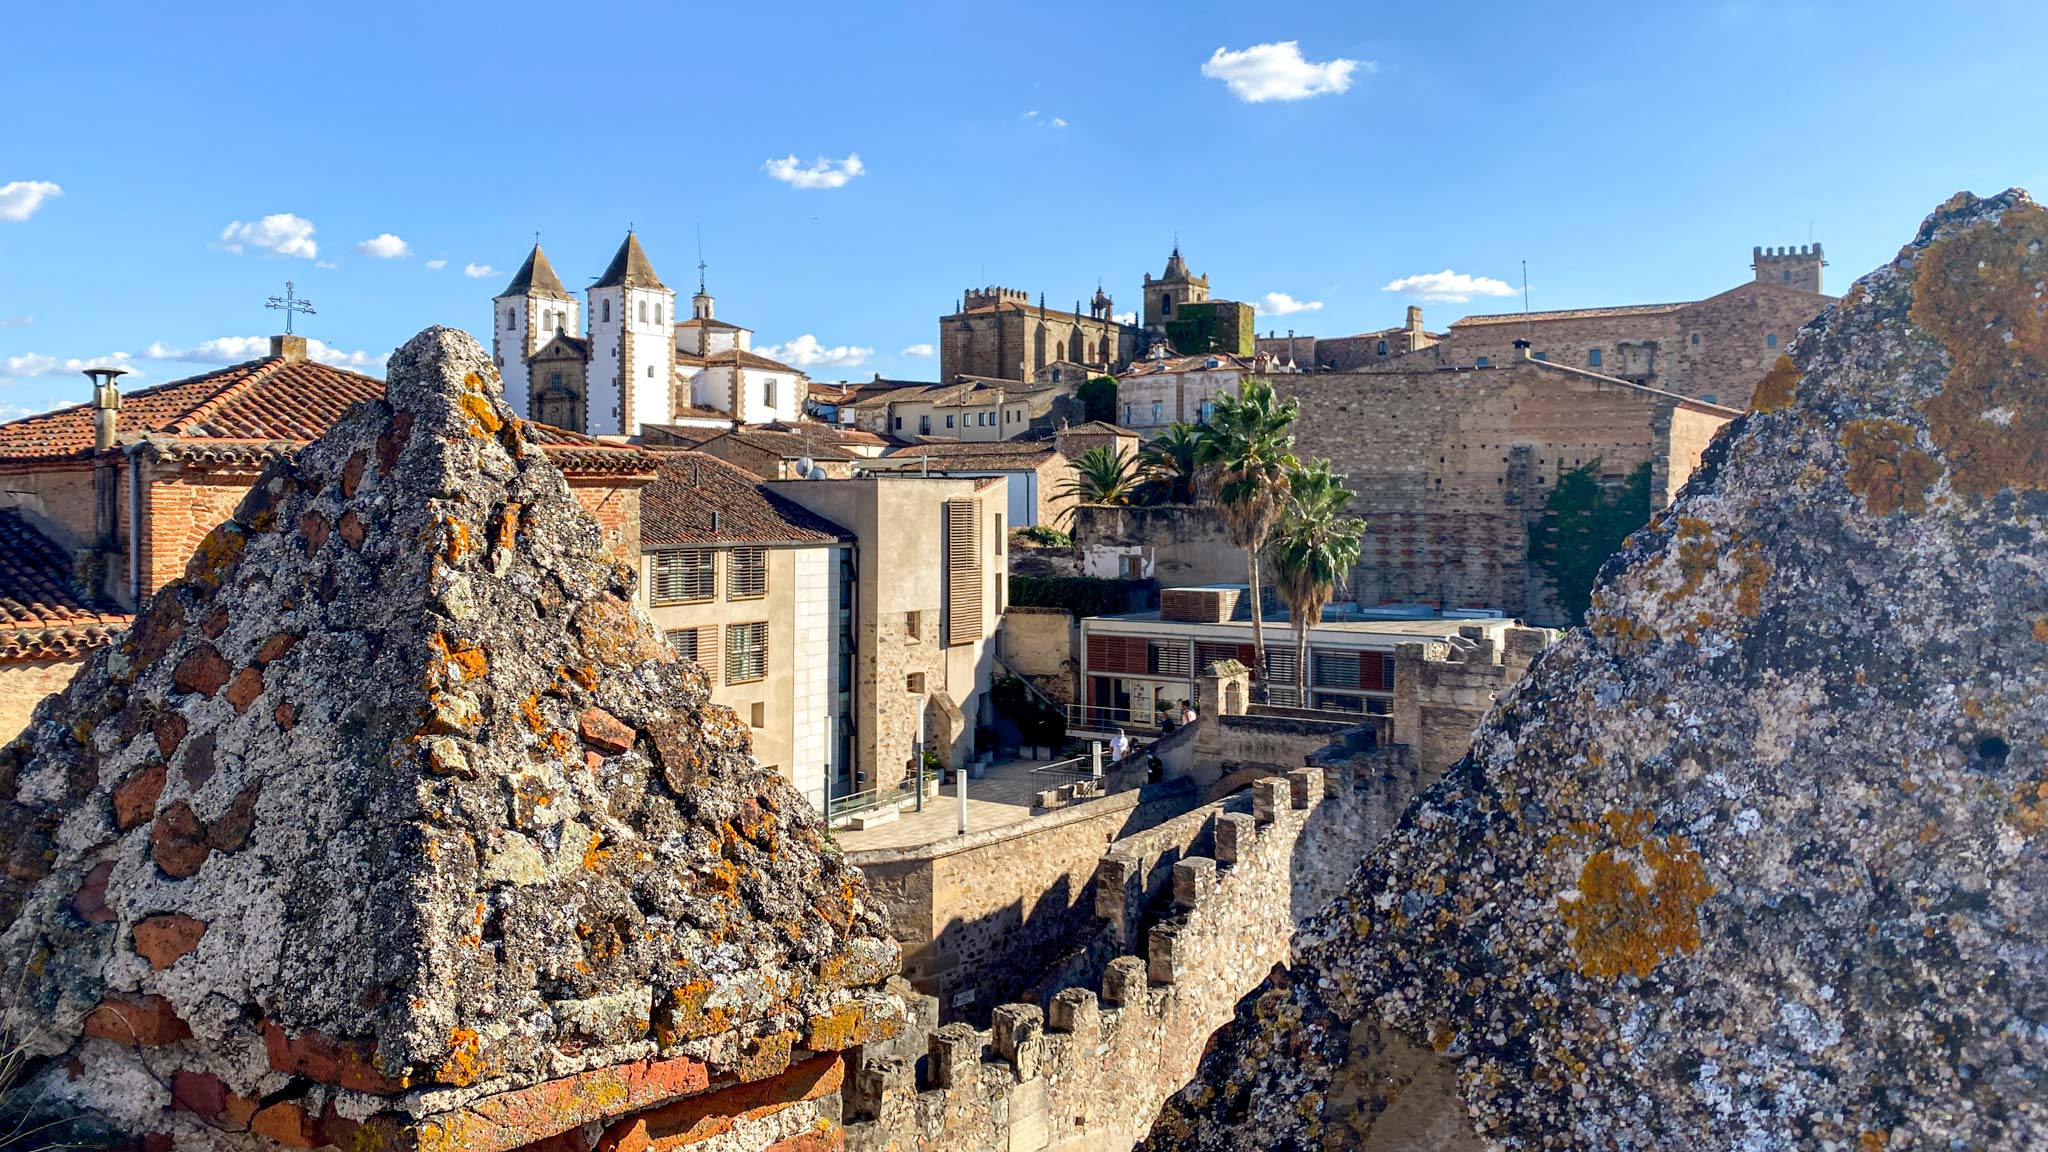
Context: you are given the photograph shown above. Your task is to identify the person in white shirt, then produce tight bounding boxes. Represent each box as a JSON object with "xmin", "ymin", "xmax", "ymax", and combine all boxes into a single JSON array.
[{"xmin": 1109, "ymin": 729, "xmax": 1131, "ymax": 763}]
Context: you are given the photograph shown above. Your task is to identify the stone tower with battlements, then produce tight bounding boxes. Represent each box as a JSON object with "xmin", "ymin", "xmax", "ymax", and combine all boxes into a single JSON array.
[{"xmin": 1752, "ymin": 242, "xmax": 1825, "ymax": 293}]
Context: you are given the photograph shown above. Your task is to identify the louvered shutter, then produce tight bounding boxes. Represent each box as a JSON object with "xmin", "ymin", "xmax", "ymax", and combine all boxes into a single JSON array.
[{"xmin": 944, "ymin": 498, "xmax": 984, "ymax": 647}]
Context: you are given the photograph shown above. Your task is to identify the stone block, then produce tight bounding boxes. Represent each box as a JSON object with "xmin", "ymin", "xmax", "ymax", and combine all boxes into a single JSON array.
[
  {"xmin": 928, "ymin": 1022, "xmax": 984, "ymax": 1090},
  {"xmin": 1047, "ymin": 987, "xmax": 1099, "ymax": 1035},
  {"xmin": 1286, "ymin": 767, "xmax": 1324, "ymax": 809},
  {"xmin": 1147, "ymin": 923, "xmax": 1186, "ymax": 985},
  {"xmin": 1252, "ymin": 776, "xmax": 1290, "ymax": 824},
  {"xmin": 851, "ymin": 1054, "xmax": 912, "ymax": 1120},
  {"xmin": 1035, "ymin": 789, "xmax": 1060, "ymax": 809},
  {"xmin": 1093, "ymin": 856, "xmax": 1137, "ymax": 923},
  {"xmin": 1172, "ymin": 857, "xmax": 1217, "ymax": 909},
  {"xmin": 1101, "ymin": 956, "xmax": 1148, "ymax": 1007},
  {"xmin": 1214, "ymin": 812, "xmax": 1257, "ymax": 865},
  {"xmin": 991, "ymin": 1003, "xmax": 1045, "ymax": 1079}
]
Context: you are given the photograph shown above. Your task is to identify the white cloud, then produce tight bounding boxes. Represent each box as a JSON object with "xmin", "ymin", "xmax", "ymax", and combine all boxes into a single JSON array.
[
  {"xmin": 0, "ymin": 316, "xmax": 31, "ymax": 329},
  {"xmin": 1258, "ymin": 292, "xmax": 1324, "ymax": 316},
  {"xmin": 1201, "ymin": 42, "xmax": 1366, "ymax": 102},
  {"xmin": 215, "ymin": 213, "xmax": 318, "ymax": 258},
  {"xmin": 763, "ymin": 153, "xmax": 865, "ymax": 190},
  {"xmin": 1021, "ymin": 110, "xmax": 1068, "ymax": 129},
  {"xmin": 1023, "ymin": 110, "xmax": 1039, "ymax": 120},
  {"xmin": 145, "ymin": 336, "xmax": 386, "ymax": 374},
  {"xmin": 1381, "ymin": 269, "xmax": 1517, "ymax": 304},
  {"xmin": 1114, "ymin": 311, "xmax": 1137, "ymax": 326},
  {"xmin": 901, "ymin": 343, "xmax": 935, "ymax": 358},
  {"xmin": 425, "ymin": 258, "xmax": 448, "ymax": 270},
  {"xmin": 314, "ymin": 260, "xmax": 339, "ymax": 270},
  {"xmin": 0, "ymin": 181, "xmax": 62, "ymax": 222},
  {"xmin": 3, "ymin": 350, "xmax": 138, "ymax": 379},
  {"xmin": 758, "ymin": 334, "xmax": 874, "ymax": 370},
  {"xmin": 463, "ymin": 263, "xmax": 495, "ymax": 278},
  {"xmin": 1051, "ymin": 117, "xmax": 1067, "ymax": 128},
  {"xmin": 356, "ymin": 233, "xmax": 411, "ymax": 259}
]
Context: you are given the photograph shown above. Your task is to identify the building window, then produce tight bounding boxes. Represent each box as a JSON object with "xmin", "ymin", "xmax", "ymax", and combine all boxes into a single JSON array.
[
  {"xmin": 1151, "ymin": 401, "xmax": 1163, "ymax": 423},
  {"xmin": 905, "ymin": 610, "xmax": 923, "ymax": 641},
  {"xmin": 1200, "ymin": 399, "xmax": 1214, "ymax": 423},
  {"xmin": 638, "ymin": 301, "xmax": 648, "ymax": 323},
  {"xmin": 602, "ymin": 300, "xmax": 611, "ymax": 323},
  {"xmin": 1767, "ymin": 333, "xmax": 1779, "ymax": 349},
  {"xmin": 1377, "ymin": 339, "xmax": 1388, "ymax": 355},
  {"xmin": 946, "ymin": 414, "xmax": 955, "ymax": 428},
  {"xmin": 651, "ymin": 549, "xmax": 716, "ymax": 604},
  {"xmin": 1691, "ymin": 333, "xmax": 1700, "ymax": 346},
  {"xmin": 725, "ymin": 622, "xmax": 767, "ymax": 684},
  {"xmin": 1160, "ymin": 294, "xmax": 1172, "ymax": 316},
  {"xmin": 727, "ymin": 547, "xmax": 767, "ymax": 599},
  {"xmin": 647, "ymin": 364, "xmax": 655, "ymax": 378},
  {"xmin": 764, "ymin": 380, "xmax": 777, "ymax": 408},
  {"xmin": 1589, "ymin": 348, "xmax": 1603, "ymax": 367},
  {"xmin": 992, "ymin": 513, "xmax": 1003, "ymax": 555},
  {"xmin": 919, "ymin": 415, "xmax": 931, "ymax": 434},
  {"xmin": 505, "ymin": 308, "xmax": 515, "ymax": 329},
  {"xmin": 1533, "ymin": 351, "xmax": 1548, "ymax": 362},
  {"xmin": 893, "ymin": 416, "xmax": 902, "ymax": 429},
  {"xmin": 1701, "ymin": 393, "xmax": 1719, "ymax": 405},
  {"xmin": 943, "ymin": 497, "xmax": 985, "ymax": 646},
  {"xmin": 1123, "ymin": 403, "xmax": 1133, "ymax": 424},
  {"xmin": 1148, "ymin": 641, "xmax": 1190, "ymax": 678},
  {"xmin": 1475, "ymin": 356, "xmax": 1490, "ymax": 368},
  {"xmin": 905, "ymin": 672, "xmax": 925, "ymax": 694},
  {"xmin": 549, "ymin": 372, "xmax": 563, "ymax": 388},
  {"xmin": 664, "ymin": 627, "xmax": 706, "ymax": 663}
]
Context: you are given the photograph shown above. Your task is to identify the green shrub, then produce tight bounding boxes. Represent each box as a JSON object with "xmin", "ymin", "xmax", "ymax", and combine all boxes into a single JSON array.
[
  {"xmin": 1017, "ymin": 524, "xmax": 1072, "ymax": 547},
  {"xmin": 1529, "ymin": 459, "xmax": 1653, "ymax": 623}
]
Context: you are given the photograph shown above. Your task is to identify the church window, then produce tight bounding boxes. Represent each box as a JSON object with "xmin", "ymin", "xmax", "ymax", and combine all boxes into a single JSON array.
[
  {"xmin": 1160, "ymin": 294, "xmax": 1172, "ymax": 317},
  {"xmin": 1123, "ymin": 403, "xmax": 1133, "ymax": 424},
  {"xmin": 602, "ymin": 300, "xmax": 611, "ymax": 323},
  {"xmin": 647, "ymin": 364, "xmax": 655, "ymax": 378},
  {"xmin": 1691, "ymin": 333, "xmax": 1700, "ymax": 345},
  {"xmin": 639, "ymin": 301, "xmax": 648, "ymax": 323},
  {"xmin": 1056, "ymin": 341, "xmax": 1065, "ymax": 362},
  {"xmin": 550, "ymin": 373, "xmax": 563, "ymax": 388},
  {"xmin": 1588, "ymin": 348, "xmax": 1603, "ymax": 367},
  {"xmin": 505, "ymin": 309, "xmax": 515, "ymax": 328},
  {"xmin": 1767, "ymin": 333, "xmax": 1779, "ymax": 348}
]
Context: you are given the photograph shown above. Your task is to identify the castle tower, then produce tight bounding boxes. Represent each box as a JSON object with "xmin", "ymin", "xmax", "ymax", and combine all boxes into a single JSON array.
[
  {"xmin": 1752, "ymin": 243, "xmax": 1825, "ymax": 294},
  {"xmin": 492, "ymin": 244, "xmax": 578, "ymax": 416},
  {"xmin": 1142, "ymin": 242, "xmax": 1211, "ymax": 332},
  {"xmin": 587, "ymin": 232, "xmax": 676, "ymax": 436}
]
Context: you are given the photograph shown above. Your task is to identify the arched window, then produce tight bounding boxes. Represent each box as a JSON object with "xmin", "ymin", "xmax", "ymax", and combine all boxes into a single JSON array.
[
  {"xmin": 602, "ymin": 300, "xmax": 611, "ymax": 323},
  {"xmin": 505, "ymin": 308, "xmax": 515, "ymax": 329},
  {"xmin": 1160, "ymin": 294, "xmax": 1172, "ymax": 316},
  {"xmin": 1055, "ymin": 341, "xmax": 1065, "ymax": 362},
  {"xmin": 647, "ymin": 364, "xmax": 655, "ymax": 378},
  {"xmin": 639, "ymin": 301, "xmax": 648, "ymax": 323}
]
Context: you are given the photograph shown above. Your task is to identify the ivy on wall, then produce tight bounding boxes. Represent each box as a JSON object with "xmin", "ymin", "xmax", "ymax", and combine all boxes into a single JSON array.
[
  {"xmin": 1529, "ymin": 460, "xmax": 1653, "ymax": 623},
  {"xmin": 1009, "ymin": 574, "xmax": 1147, "ymax": 618},
  {"xmin": 1078, "ymin": 376, "xmax": 1119, "ymax": 424}
]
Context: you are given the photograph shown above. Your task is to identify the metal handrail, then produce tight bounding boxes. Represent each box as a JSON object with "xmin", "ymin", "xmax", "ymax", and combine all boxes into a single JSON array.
[
  {"xmin": 826, "ymin": 778, "xmax": 917, "ymax": 822},
  {"xmin": 1063, "ymin": 702, "xmax": 1167, "ymax": 733}
]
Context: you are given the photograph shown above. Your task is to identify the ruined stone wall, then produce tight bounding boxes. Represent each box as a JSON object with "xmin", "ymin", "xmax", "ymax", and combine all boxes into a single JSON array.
[
  {"xmin": 847, "ymin": 780, "xmax": 1199, "ymax": 1021},
  {"xmin": 1392, "ymin": 624, "xmax": 1553, "ymax": 774},
  {"xmin": 1071, "ymin": 503, "xmax": 1242, "ymax": 586},
  {"xmin": 997, "ymin": 606, "xmax": 1076, "ymax": 703}
]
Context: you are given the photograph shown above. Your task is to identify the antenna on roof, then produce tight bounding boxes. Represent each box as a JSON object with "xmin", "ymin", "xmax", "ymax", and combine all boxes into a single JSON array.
[{"xmin": 1521, "ymin": 259, "xmax": 1531, "ymax": 345}]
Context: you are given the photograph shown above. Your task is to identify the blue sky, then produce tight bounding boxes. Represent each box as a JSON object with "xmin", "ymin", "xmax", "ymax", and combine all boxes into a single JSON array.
[{"xmin": 3, "ymin": 0, "xmax": 2045, "ymax": 417}]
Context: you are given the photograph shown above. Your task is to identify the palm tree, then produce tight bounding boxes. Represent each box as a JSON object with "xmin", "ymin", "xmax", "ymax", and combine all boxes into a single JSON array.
[
  {"xmin": 1194, "ymin": 377, "xmax": 1300, "ymax": 690},
  {"xmin": 1057, "ymin": 445, "xmax": 1143, "ymax": 512},
  {"xmin": 1138, "ymin": 422, "xmax": 1203, "ymax": 505},
  {"xmin": 1268, "ymin": 460, "xmax": 1366, "ymax": 705}
]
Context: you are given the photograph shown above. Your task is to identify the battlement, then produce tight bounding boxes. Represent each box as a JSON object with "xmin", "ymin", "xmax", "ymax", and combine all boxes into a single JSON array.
[
  {"xmin": 1752, "ymin": 243, "xmax": 1826, "ymax": 292},
  {"xmin": 1394, "ymin": 624, "xmax": 1556, "ymax": 772},
  {"xmin": 846, "ymin": 767, "xmax": 1339, "ymax": 1151},
  {"xmin": 962, "ymin": 286, "xmax": 1032, "ymax": 311}
]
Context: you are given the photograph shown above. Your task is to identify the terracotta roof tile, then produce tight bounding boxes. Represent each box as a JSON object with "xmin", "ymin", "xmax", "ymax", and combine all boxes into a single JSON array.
[
  {"xmin": 0, "ymin": 511, "xmax": 131, "ymax": 660},
  {"xmin": 1451, "ymin": 302, "xmax": 1687, "ymax": 327},
  {"xmin": 641, "ymin": 453, "xmax": 850, "ymax": 547}
]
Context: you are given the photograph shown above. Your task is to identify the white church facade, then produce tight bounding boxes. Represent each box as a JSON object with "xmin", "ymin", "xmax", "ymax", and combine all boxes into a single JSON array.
[{"xmin": 492, "ymin": 233, "xmax": 808, "ymax": 437}]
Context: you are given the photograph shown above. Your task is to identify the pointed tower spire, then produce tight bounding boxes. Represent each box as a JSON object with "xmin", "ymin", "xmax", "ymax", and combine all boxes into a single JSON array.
[
  {"xmin": 500, "ymin": 243, "xmax": 571, "ymax": 301},
  {"xmin": 594, "ymin": 232, "xmax": 666, "ymax": 290}
]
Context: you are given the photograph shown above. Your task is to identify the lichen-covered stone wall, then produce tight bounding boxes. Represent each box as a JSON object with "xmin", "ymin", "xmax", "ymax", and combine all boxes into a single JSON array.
[
  {"xmin": 0, "ymin": 328, "xmax": 901, "ymax": 1150},
  {"xmin": 1148, "ymin": 191, "xmax": 2048, "ymax": 1149}
]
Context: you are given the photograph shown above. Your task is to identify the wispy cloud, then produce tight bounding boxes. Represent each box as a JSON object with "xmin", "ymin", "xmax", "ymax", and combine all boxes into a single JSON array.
[
  {"xmin": 901, "ymin": 343, "xmax": 935, "ymax": 358},
  {"xmin": 356, "ymin": 233, "xmax": 411, "ymax": 259},
  {"xmin": 1202, "ymin": 42, "xmax": 1366, "ymax": 102},
  {"xmin": 463, "ymin": 263, "xmax": 495, "ymax": 279},
  {"xmin": 1381, "ymin": 270, "xmax": 1517, "ymax": 304},
  {"xmin": 215, "ymin": 213, "xmax": 319, "ymax": 258},
  {"xmin": 0, "ymin": 317, "xmax": 31, "ymax": 329},
  {"xmin": 1021, "ymin": 111, "xmax": 1069, "ymax": 128},
  {"xmin": 425, "ymin": 258, "xmax": 448, "ymax": 271},
  {"xmin": 1257, "ymin": 292, "xmax": 1324, "ymax": 316},
  {"xmin": 763, "ymin": 153, "xmax": 865, "ymax": 190},
  {"xmin": 3, "ymin": 350, "xmax": 139, "ymax": 379},
  {"xmin": 0, "ymin": 181, "xmax": 62, "ymax": 222},
  {"xmin": 145, "ymin": 336, "xmax": 387, "ymax": 374},
  {"xmin": 758, "ymin": 334, "xmax": 873, "ymax": 369}
]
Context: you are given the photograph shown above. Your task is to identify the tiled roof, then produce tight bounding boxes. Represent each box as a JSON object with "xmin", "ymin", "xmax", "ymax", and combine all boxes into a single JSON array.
[
  {"xmin": 675, "ymin": 316, "xmax": 743, "ymax": 331},
  {"xmin": 639, "ymin": 423, "xmax": 730, "ymax": 448},
  {"xmin": 0, "ymin": 511, "xmax": 131, "ymax": 661},
  {"xmin": 876, "ymin": 440, "xmax": 1058, "ymax": 472},
  {"xmin": 641, "ymin": 452, "xmax": 850, "ymax": 547},
  {"xmin": 499, "ymin": 244, "xmax": 572, "ymax": 301},
  {"xmin": 1118, "ymin": 353, "xmax": 1254, "ymax": 378},
  {"xmin": 754, "ymin": 420, "xmax": 890, "ymax": 448},
  {"xmin": 520, "ymin": 422, "xmax": 664, "ymax": 476},
  {"xmin": 706, "ymin": 428, "xmax": 865, "ymax": 461},
  {"xmin": 534, "ymin": 334, "xmax": 588, "ymax": 359},
  {"xmin": 1451, "ymin": 302, "xmax": 1687, "ymax": 327},
  {"xmin": 696, "ymin": 348, "xmax": 804, "ymax": 374},
  {"xmin": 0, "ymin": 354, "xmax": 385, "ymax": 463},
  {"xmin": 594, "ymin": 232, "xmax": 666, "ymax": 291},
  {"xmin": 1058, "ymin": 421, "xmax": 1139, "ymax": 436}
]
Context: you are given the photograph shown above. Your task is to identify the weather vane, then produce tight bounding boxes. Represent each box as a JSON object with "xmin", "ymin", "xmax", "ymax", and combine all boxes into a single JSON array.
[{"xmin": 266, "ymin": 280, "xmax": 316, "ymax": 335}]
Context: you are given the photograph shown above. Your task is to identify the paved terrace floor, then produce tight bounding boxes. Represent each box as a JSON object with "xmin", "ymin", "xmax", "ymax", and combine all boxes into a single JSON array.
[{"xmin": 834, "ymin": 753, "xmax": 1103, "ymax": 852}]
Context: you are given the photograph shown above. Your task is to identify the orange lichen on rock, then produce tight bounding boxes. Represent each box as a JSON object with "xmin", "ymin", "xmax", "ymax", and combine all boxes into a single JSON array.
[
  {"xmin": 1912, "ymin": 197, "xmax": 2048, "ymax": 499},
  {"xmin": 1557, "ymin": 811, "xmax": 1715, "ymax": 980},
  {"xmin": 1750, "ymin": 354, "xmax": 1802, "ymax": 414},
  {"xmin": 1842, "ymin": 418, "xmax": 1942, "ymax": 515},
  {"xmin": 436, "ymin": 1026, "xmax": 486, "ymax": 1087},
  {"xmin": 429, "ymin": 632, "xmax": 489, "ymax": 684},
  {"xmin": 185, "ymin": 524, "xmax": 249, "ymax": 589}
]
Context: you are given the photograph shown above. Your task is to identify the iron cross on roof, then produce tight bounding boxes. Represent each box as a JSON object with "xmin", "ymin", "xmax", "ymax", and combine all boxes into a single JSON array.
[{"xmin": 266, "ymin": 280, "xmax": 316, "ymax": 335}]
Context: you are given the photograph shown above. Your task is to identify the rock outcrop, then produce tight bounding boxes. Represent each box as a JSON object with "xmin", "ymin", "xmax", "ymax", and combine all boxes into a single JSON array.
[
  {"xmin": 1149, "ymin": 190, "xmax": 2048, "ymax": 1149},
  {"xmin": 0, "ymin": 328, "xmax": 899, "ymax": 1149}
]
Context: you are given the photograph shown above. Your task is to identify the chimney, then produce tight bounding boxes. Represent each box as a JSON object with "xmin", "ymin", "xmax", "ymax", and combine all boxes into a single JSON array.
[
  {"xmin": 1406, "ymin": 305, "xmax": 1423, "ymax": 333},
  {"xmin": 83, "ymin": 367, "xmax": 126, "ymax": 452},
  {"xmin": 270, "ymin": 334, "xmax": 309, "ymax": 362},
  {"xmin": 1513, "ymin": 338, "xmax": 1533, "ymax": 361}
]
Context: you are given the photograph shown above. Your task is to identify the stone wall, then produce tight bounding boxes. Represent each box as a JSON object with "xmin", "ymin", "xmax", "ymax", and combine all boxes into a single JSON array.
[
  {"xmin": 1393, "ymin": 623, "xmax": 1553, "ymax": 773},
  {"xmin": 847, "ymin": 779, "xmax": 1200, "ymax": 1022},
  {"xmin": 0, "ymin": 656, "xmax": 87, "ymax": 744},
  {"xmin": 997, "ymin": 606, "xmax": 1075, "ymax": 703},
  {"xmin": 1070, "ymin": 503, "xmax": 1243, "ymax": 587},
  {"xmin": 843, "ymin": 760, "xmax": 1418, "ymax": 1152},
  {"xmin": 1192, "ymin": 711, "xmax": 1363, "ymax": 788}
]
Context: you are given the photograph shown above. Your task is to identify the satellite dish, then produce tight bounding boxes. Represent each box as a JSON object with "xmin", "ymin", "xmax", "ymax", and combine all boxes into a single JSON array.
[{"xmin": 797, "ymin": 455, "xmax": 816, "ymax": 477}]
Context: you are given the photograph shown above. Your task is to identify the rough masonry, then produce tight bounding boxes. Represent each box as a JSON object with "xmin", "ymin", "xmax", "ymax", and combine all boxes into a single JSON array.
[
  {"xmin": 1149, "ymin": 191, "xmax": 2048, "ymax": 1149},
  {"xmin": 0, "ymin": 328, "xmax": 900, "ymax": 1149}
]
